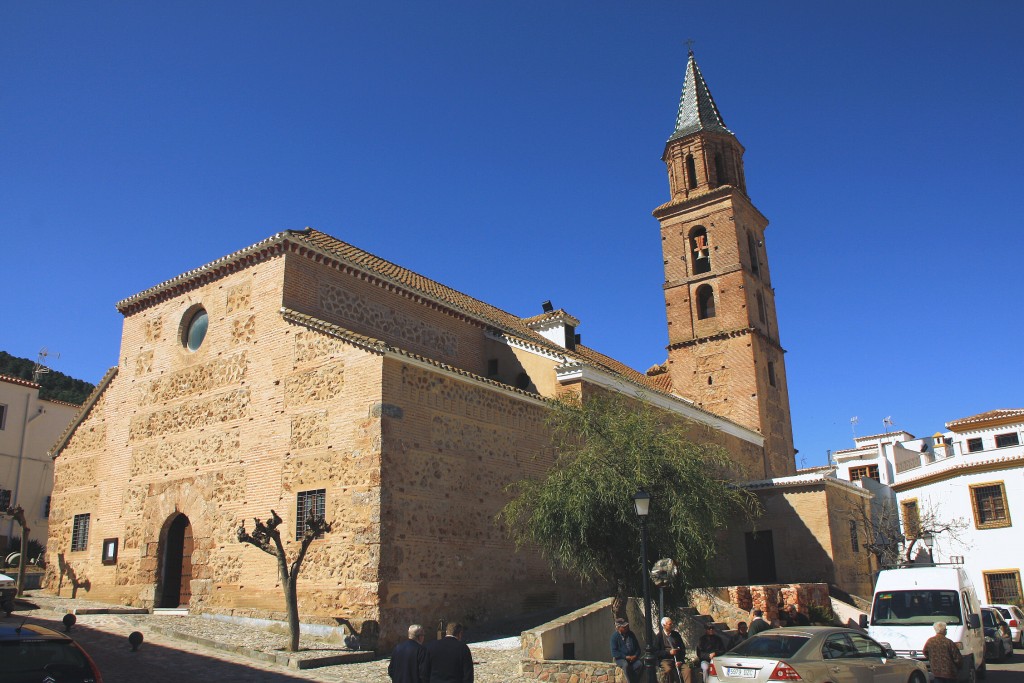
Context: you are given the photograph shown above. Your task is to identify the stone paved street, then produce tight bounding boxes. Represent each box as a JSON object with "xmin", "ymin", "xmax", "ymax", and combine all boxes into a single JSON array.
[{"xmin": 10, "ymin": 592, "xmax": 529, "ymax": 683}]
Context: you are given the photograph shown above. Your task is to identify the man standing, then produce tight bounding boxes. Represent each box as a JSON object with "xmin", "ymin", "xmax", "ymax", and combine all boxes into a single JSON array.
[
  {"xmin": 611, "ymin": 618, "xmax": 643, "ymax": 683},
  {"xmin": 923, "ymin": 622, "xmax": 963, "ymax": 683},
  {"xmin": 747, "ymin": 610, "xmax": 772, "ymax": 636},
  {"xmin": 426, "ymin": 622, "xmax": 474, "ymax": 683},
  {"xmin": 697, "ymin": 624, "xmax": 725, "ymax": 683},
  {"xmin": 389, "ymin": 624, "xmax": 429, "ymax": 683},
  {"xmin": 655, "ymin": 617, "xmax": 692, "ymax": 683}
]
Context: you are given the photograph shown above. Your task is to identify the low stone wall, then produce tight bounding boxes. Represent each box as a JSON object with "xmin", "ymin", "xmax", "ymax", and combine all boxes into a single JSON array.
[{"xmin": 520, "ymin": 659, "xmax": 622, "ymax": 683}]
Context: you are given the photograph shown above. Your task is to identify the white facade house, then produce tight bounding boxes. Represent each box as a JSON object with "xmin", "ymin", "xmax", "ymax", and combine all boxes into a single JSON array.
[
  {"xmin": 0, "ymin": 374, "xmax": 80, "ymax": 558},
  {"xmin": 829, "ymin": 409, "xmax": 1024, "ymax": 606}
]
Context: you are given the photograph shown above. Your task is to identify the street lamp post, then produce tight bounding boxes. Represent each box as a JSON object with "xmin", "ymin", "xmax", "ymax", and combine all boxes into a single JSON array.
[{"xmin": 633, "ymin": 490, "xmax": 657, "ymax": 683}]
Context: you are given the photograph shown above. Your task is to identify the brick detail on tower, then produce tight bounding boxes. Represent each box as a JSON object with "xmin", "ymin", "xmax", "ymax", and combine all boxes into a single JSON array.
[{"xmin": 654, "ymin": 52, "xmax": 795, "ymax": 477}]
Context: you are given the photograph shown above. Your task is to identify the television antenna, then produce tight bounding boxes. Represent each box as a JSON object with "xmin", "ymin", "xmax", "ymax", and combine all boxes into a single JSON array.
[
  {"xmin": 850, "ymin": 416, "xmax": 859, "ymax": 438},
  {"xmin": 32, "ymin": 347, "xmax": 59, "ymax": 383},
  {"xmin": 883, "ymin": 416, "xmax": 894, "ymax": 433}
]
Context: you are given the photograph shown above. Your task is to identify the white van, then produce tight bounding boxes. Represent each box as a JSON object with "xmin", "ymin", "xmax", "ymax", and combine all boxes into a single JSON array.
[{"xmin": 866, "ymin": 566, "xmax": 986, "ymax": 681}]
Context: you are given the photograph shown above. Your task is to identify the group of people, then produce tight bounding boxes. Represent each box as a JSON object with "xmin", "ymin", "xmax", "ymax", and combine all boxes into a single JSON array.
[
  {"xmin": 611, "ymin": 617, "xmax": 730, "ymax": 683},
  {"xmin": 388, "ymin": 623, "xmax": 474, "ymax": 683},
  {"xmin": 612, "ymin": 606, "xmax": 813, "ymax": 683}
]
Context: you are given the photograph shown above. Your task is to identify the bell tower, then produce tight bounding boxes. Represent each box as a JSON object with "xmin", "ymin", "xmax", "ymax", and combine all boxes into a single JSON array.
[{"xmin": 654, "ymin": 52, "xmax": 795, "ymax": 477}]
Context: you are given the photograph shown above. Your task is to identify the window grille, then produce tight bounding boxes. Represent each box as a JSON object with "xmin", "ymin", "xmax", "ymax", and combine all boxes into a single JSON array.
[
  {"xmin": 71, "ymin": 513, "xmax": 90, "ymax": 552},
  {"xmin": 984, "ymin": 571, "xmax": 1022, "ymax": 604},
  {"xmin": 971, "ymin": 483, "xmax": 1011, "ymax": 529},
  {"xmin": 296, "ymin": 489, "xmax": 326, "ymax": 539}
]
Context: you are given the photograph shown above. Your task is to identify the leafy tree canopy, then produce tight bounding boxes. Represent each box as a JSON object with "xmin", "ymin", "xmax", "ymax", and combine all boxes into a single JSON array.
[
  {"xmin": 0, "ymin": 351, "xmax": 94, "ymax": 405},
  {"xmin": 499, "ymin": 392, "xmax": 759, "ymax": 600}
]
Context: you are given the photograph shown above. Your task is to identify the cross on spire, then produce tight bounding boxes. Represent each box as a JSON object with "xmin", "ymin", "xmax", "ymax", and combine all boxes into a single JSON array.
[{"xmin": 685, "ymin": 38, "xmax": 696, "ymax": 54}]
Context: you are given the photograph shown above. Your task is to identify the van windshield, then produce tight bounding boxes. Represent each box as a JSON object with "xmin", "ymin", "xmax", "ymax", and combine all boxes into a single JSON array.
[{"xmin": 871, "ymin": 590, "xmax": 963, "ymax": 626}]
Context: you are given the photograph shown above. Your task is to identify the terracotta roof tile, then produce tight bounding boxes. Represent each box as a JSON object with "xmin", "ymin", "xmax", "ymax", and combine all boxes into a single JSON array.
[
  {"xmin": 0, "ymin": 374, "xmax": 40, "ymax": 389},
  {"xmin": 946, "ymin": 409, "xmax": 1024, "ymax": 429}
]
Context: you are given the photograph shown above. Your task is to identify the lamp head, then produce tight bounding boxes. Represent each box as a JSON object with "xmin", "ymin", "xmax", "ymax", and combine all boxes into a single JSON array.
[{"xmin": 632, "ymin": 490, "xmax": 651, "ymax": 517}]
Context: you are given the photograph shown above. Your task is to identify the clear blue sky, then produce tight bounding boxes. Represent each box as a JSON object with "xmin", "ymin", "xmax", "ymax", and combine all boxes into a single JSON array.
[{"xmin": 2, "ymin": 2, "xmax": 1022, "ymax": 468}]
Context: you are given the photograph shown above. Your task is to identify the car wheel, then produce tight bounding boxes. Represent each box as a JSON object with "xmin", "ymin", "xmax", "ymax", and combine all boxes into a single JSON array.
[{"xmin": 908, "ymin": 672, "xmax": 926, "ymax": 683}]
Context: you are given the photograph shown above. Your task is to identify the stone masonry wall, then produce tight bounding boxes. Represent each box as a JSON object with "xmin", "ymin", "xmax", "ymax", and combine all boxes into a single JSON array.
[
  {"xmin": 376, "ymin": 359, "xmax": 594, "ymax": 648},
  {"xmin": 48, "ymin": 257, "xmax": 387, "ymax": 640}
]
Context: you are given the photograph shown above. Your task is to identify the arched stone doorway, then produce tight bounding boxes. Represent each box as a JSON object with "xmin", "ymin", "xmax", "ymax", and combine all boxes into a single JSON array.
[{"xmin": 159, "ymin": 513, "xmax": 193, "ymax": 608}]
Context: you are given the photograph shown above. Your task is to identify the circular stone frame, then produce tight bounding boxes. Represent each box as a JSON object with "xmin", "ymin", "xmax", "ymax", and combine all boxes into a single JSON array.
[{"xmin": 180, "ymin": 305, "xmax": 209, "ymax": 352}]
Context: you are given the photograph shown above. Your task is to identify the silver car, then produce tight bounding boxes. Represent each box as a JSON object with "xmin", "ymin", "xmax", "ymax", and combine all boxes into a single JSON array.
[{"xmin": 708, "ymin": 627, "xmax": 928, "ymax": 683}]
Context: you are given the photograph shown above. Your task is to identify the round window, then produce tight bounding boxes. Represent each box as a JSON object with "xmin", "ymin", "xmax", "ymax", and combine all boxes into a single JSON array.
[{"xmin": 183, "ymin": 307, "xmax": 209, "ymax": 351}]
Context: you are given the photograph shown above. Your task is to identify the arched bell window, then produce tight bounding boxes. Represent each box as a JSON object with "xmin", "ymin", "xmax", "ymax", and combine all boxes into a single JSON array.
[
  {"xmin": 685, "ymin": 153, "xmax": 698, "ymax": 190},
  {"xmin": 696, "ymin": 284, "xmax": 716, "ymax": 319},
  {"xmin": 714, "ymin": 152, "xmax": 727, "ymax": 186},
  {"xmin": 689, "ymin": 226, "xmax": 711, "ymax": 275},
  {"xmin": 756, "ymin": 290, "xmax": 766, "ymax": 323}
]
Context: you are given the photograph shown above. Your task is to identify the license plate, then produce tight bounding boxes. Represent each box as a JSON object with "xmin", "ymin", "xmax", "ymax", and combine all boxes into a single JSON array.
[{"xmin": 725, "ymin": 667, "xmax": 757, "ymax": 678}]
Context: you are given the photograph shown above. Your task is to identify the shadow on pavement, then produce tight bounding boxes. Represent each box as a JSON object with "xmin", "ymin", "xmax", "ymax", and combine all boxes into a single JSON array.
[{"xmin": 4, "ymin": 612, "xmax": 318, "ymax": 683}]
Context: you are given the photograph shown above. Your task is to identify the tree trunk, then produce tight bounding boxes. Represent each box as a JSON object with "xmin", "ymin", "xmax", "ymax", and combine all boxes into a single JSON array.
[
  {"xmin": 16, "ymin": 529, "xmax": 28, "ymax": 596},
  {"xmin": 279, "ymin": 555, "xmax": 300, "ymax": 652}
]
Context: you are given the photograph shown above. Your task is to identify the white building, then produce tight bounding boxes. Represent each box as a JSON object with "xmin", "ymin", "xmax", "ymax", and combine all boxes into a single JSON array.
[
  {"xmin": 0, "ymin": 374, "xmax": 80, "ymax": 558},
  {"xmin": 830, "ymin": 409, "xmax": 1024, "ymax": 605}
]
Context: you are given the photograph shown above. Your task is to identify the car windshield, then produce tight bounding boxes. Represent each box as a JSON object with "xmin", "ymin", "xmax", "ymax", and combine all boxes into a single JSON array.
[
  {"xmin": 729, "ymin": 634, "xmax": 810, "ymax": 659},
  {"xmin": 1, "ymin": 639, "xmax": 93, "ymax": 683},
  {"xmin": 982, "ymin": 610, "xmax": 999, "ymax": 627},
  {"xmin": 871, "ymin": 590, "xmax": 963, "ymax": 626}
]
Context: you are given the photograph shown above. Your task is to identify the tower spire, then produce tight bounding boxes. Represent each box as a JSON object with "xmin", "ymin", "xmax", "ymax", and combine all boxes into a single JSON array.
[{"xmin": 669, "ymin": 51, "xmax": 732, "ymax": 141}]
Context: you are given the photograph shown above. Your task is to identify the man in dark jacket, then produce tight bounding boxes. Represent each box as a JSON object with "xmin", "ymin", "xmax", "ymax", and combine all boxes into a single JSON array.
[
  {"xmin": 923, "ymin": 622, "xmax": 963, "ymax": 683},
  {"xmin": 747, "ymin": 610, "xmax": 772, "ymax": 636},
  {"xmin": 611, "ymin": 618, "xmax": 643, "ymax": 683},
  {"xmin": 655, "ymin": 617, "xmax": 692, "ymax": 683},
  {"xmin": 389, "ymin": 624, "xmax": 429, "ymax": 683},
  {"xmin": 697, "ymin": 624, "xmax": 726, "ymax": 683},
  {"xmin": 426, "ymin": 622, "xmax": 474, "ymax": 683}
]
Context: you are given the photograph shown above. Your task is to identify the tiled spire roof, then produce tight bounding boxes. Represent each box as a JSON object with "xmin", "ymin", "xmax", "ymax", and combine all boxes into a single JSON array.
[{"xmin": 668, "ymin": 51, "xmax": 732, "ymax": 142}]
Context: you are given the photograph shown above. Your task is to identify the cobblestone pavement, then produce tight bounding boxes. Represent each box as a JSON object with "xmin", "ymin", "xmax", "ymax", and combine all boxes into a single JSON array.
[{"xmin": 11, "ymin": 592, "xmax": 529, "ymax": 683}]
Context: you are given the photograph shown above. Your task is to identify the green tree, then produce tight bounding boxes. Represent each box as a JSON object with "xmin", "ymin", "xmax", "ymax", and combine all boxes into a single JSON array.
[{"xmin": 499, "ymin": 392, "xmax": 758, "ymax": 604}]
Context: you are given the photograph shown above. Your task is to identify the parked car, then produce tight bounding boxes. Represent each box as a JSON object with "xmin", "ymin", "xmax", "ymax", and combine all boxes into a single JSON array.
[
  {"xmin": 0, "ymin": 622, "xmax": 103, "ymax": 683},
  {"xmin": 0, "ymin": 572, "xmax": 15, "ymax": 616},
  {"xmin": 986, "ymin": 603, "xmax": 1024, "ymax": 649},
  {"xmin": 981, "ymin": 606, "xmax": 1013, "ymax": 661},
  {"xmin": 707, "ymin": 626, "xmax": 928, "ymax": 683}
]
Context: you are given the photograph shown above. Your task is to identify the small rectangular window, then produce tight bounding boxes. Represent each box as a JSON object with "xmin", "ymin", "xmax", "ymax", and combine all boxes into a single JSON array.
[
  {"xmin": 966, "ymin": 438, "xmax": 984, "ymax": 453},
  {"xmin": 984, "ymin": 570, "xmax": 1023, "ymax": 605},
  {"xmin": 849, "ymin": 520, "xmax": 860, "ymax": 552},
  {"xmin": 902, "ymin": 499, "xmax": 920, "ymax": 537},
  {"xmin": 971, "ymin": 482, "xmax": 1011, "ymax": 529},
  {"xmin": 0, "ymin": 489, "xmax": 10, "ymax": 509},
  {"xmin": 296, "ymin": 489, "xmax": 326, "ymax": 539},
  {"xmin": 995, "ymin": 432, "xmax": 1020, "ymax": 448},
  {"xmin": 767, "ymin": 362, "xmax": 777, "ymax": 387},
  {"xmin": 849, "ymin": 465, "xmax": 880, "ymax": 482},
  {"xmin": 71, "ymin": 513, "xmax": 90, "ymax": 552},
  {"xmin": 0, "ymin": 403, "xmax": 7, "ymax": 430}
]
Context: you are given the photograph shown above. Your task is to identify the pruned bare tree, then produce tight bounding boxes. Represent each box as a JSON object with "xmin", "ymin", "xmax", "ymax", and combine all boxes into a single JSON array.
[
  {"xmin": 237, "ymin": 509, "xmax": 332, "ymax": 652},
  {"xmin": 849, "ymin": 496, "xmax": 968, "ymax": 568}
]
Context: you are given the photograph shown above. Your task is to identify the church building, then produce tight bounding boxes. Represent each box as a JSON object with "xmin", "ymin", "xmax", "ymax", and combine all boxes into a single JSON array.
[{"xmin": 46, "ymin": 52, "xmax": 870, "ymax": 647}]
